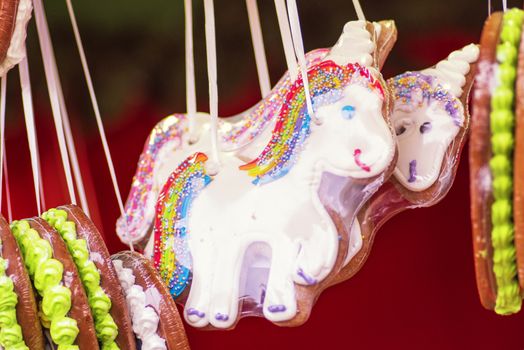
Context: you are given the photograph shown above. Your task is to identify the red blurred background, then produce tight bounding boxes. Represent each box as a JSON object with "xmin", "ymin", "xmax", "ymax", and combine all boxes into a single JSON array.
[{"xmin": 3, "ymin": 0, "xmax": 524, "ymax": 348}]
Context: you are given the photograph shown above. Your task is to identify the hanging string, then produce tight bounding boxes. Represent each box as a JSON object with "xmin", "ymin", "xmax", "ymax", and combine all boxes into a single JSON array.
[
  {"xmin": 246, "ymin": 0, "xmax": 271, "ymax": 97},
  {"xmin": 502, "ymin": 0, "xmax": 507, "ymax": 12},
  {"xmin": 185, "ymin": 0, "xmax": 198, "ymax": 143},
  {"xmin": 488, "ymin": 0, "xmax": 491, "ymax": 15},
  {"xmin": 3, "ymin": 148, "xmax": 12, "ymax": 222},
  {"xmin": 64, "ymin": 0, "xmax": 133, "ymax": 251},
  {"xmin": 203, "ymin": 0, "xmax": 220, "ymax": 174},
  {"xmin": 352, "ymin": 0, "xmax": 366, "ymax": 21},
  {"xmin": 0, "ymin": 76, "xmax": 5, "ymax": 211},
  {"xmin": 57, "ymin": 82, "xmax": 90, "ymax": 216},
  {"xmin": 34, "ymin": 132, "xmax": 47, "ymax": 211},
  {"xmin": 18, "ymin": 56, "xmax": 42, "ymax": 214},
  {"xmin": 274, "ymin": 0, "xmax": 298, "ymax": 81},
  {"xmin": 286, "ymin": 0, "xmax": 315, "ymax": 123},
  {"xmin": 33, "ymin": 0, "xmax": 77, "ymax": 205}
]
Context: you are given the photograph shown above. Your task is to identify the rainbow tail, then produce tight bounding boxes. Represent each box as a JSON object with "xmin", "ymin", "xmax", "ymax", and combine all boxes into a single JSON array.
[{"xmin": 153, "ymin": 152, "xmax": 212, "ymax": 297}]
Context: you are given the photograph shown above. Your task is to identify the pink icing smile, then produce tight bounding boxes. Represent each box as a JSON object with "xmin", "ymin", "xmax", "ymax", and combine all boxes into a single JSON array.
[{"xmin": 353, "ymin": 149, "xmax": 371, "ymax": 172}]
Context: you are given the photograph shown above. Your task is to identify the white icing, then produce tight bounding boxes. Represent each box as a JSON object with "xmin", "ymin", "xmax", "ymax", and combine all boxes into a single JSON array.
[
  {"xmin": 113, "ymin": 260, "xmax": 166, "ymax": 350},
  {"xmin": 126, "ymin": 285, "xmax": 146, "ymax": 315},
  {"xmin": 141, "ymin": 334, "xmax": 167, "ymax": 350},
  {"xmin": 324, "ymin": 20, "xmax": 374, "ymax": 67},
  {"xmin": 178, "ymin": 83, "xmax": 394, "ymax": 329},
  {"xmin": 132, "ymin": 306, "xmax": 159, "ymax": 338},
  {"xmin": 421, "ymin": 44, "xmax": 479, "ymax": 97},
  {"xmin": 394, "ymin": 44, "xmax": 478, "ymax": 191},
  {"xmin": 116, "ymin": 265, "xmax": 135, "ymax": 290},
  {"xmin": 0, "ymin": 0, "xmax": 33, "ymax": 76}
]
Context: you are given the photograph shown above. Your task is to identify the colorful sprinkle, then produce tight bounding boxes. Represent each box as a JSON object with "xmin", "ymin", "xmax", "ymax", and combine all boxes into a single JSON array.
[
  {"xmin": 388, "ymin": 72, "xmax": 464, "ymax": 127},
  {"xmin": 153, "ymin": 153, "xmax": 211, "ymax": 297},
  {"xmin": 240, "ymin": 61, "xmax": 384, "ymax": 185}
]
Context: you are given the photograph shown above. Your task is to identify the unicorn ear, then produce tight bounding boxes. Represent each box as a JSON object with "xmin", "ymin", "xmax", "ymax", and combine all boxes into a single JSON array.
[
  {"xmin": 324, "ymin": 20, "xmax": 375, "ymax": 68},
  {"xmin": 421, "ymin": 44, "xmax": 480, "ymax": 97}
]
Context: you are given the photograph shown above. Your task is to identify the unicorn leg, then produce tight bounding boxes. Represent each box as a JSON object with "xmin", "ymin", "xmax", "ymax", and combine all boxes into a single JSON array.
[
  {"xmin": 184, "ymin": 240, "xmax": 214, "ymax": 328},
  {"xmin": 293, "ymin": 224, "xmax": 339, "ymax": 286},
  {"xmin": 208, "ymin": 241, "xmax": 244, "ymax": 329},
  {"xmin": 263, "ymin": 238, "xmax": 297, "ymax": 322}
]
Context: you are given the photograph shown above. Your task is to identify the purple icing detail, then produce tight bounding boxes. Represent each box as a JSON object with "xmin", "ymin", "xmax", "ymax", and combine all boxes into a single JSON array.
[
  {"xmin": 297, "ymin": 268, "xmax": 317, "ymax": 285},
  {"xmin": 187, "ymin": 308, "xmax": 205, "ymax": 318},
  {"xmin": 419, "ymin": 122, "xmax": 432, "ymax": 133},
  {"xmin": 260, "ymin": 285, "xmax": 266, "ymax": 305},
  {"xmin": 408, "ymin": 160, "xmax": 417, "ymax": 183},
  {"xmin": 268, "ymin": 305, "xmax": 287, "ymax": 313},
  {"xmin": 215, "ymin": 313, "xmax": 229, "ymax": 321}
]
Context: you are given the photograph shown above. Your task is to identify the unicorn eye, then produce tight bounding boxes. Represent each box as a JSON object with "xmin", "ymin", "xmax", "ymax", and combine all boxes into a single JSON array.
[
  {"xmin": 419, "ymin": 122, "xmax": 432, "ymax": 134},
  {"xmin": 342, "ymin": 105, "xmax": 355, "ymax": 120},
  {"xmin": 394, "ymin": 118, "xmax": 413, "ymax": 136},
  {"xmin": 395, "ymin": 126, "xmax": 406, "ymax": 136}
]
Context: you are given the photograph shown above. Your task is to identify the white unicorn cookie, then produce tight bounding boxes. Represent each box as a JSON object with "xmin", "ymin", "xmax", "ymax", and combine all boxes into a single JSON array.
[
  {"xmin": 150, "ymin": 20, "xmax": 397, "ymax": 329},
  {"xmin": 115, "ymin": 20, "xmax": 398, "ymax": 250},
  {"xmin": 329, "ymin": 43, "xmax": 479, "ymax": 286}
]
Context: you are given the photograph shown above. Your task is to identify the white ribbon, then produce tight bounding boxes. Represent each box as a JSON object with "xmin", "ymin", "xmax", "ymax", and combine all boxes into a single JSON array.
[
  {"xmin": 0, "ymin": 76, "xmax": 5, "ymax": 212},
  {"xmin": 247, "ymin": 0, "xmax": 271, "ymax": 97},
  {"xmin": 286, "ymin": 0, "xmax": 315, "ymax": 122},
  {"xmin": 185, "ymin": 0, "xmax": 198, "ymax": 141},
  {"xmin": 18, "ymin": 56, "xmax": 42, "ymax": 214},
  {"xmin": 33, "ymin": 0, "xmax": 77, "ymax": 205},
  {"xmin": 65, "ymin": 0, "xmax": 133, "ymax": 250},
  {"xmin": 352, "ymin": 0, "xmax": 366, "ymax": 21},
  {"xmin": 204, "ymin": 0, "xmax": 220, "ymax": 173},
  {"xmin": 3, "ymin": 148, "xmax": 12, "ymax": 222},
  {"xmin": 274, "ymin": 0, "xmax": 298, "ymax": 81}
]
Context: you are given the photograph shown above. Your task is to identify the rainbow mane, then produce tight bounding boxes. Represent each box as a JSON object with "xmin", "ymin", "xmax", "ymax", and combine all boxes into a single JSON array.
[
  {"xmin": 153, "ymin": 152, "xmax": 211, "ymax": 297},
  {"xmin": 388, "ymin": 72, "xmax": 464, "ymax": 126},
  {"xmin": 240, "ymin": 60, "xmax": 384, "ymax": 185},
  {"xmin": 222, "ymin": 48, "xmax": 329, "ymax": 149}
]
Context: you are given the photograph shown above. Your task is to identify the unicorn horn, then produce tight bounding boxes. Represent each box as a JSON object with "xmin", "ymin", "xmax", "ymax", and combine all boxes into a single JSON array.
[
  {"xmin": 421, "ymin": 43, "xmax": 479, "ymax": 97},
  {"xmin": 324, "ymin": 20, "xmax": 375, "ymax": 68}
]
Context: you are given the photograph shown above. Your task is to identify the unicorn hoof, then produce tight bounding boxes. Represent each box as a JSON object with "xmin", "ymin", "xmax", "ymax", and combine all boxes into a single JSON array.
[
  {"xmin": 214, "ymin": 313, "xmax": 229, "ymax": 321},
  {"xmin": 185, "ymin": 307, "xmax": 210, "ymax": 327},
  {"xmin": 267, "ymin": 304, "xmax": 287, "ymax": 313},
  {"xmin": 186, "ymin": 307, "xmax": 205, "ymax": 318}
]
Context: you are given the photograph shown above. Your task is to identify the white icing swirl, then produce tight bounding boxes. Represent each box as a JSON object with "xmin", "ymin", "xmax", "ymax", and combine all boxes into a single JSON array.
[
  {"xmin": 126, "ymin": 285, "xmax": 146, "ymax": 315},
  {"xmin": 421, "ymin": 43, "xmax": 479, "ymax": 97},
  {"xmin": 141, "ymin": 334, "xmax": 167, "ymax": 350},
  {"xmin": 116, "ymin": 266, "xmax": 135, "ymax": 291},
  {"xmin": 324, "ymin": 20, "xmax": 374, "ymax": 67},
  {"xmin": 0, "ymin": 0, "xmax": 33, "ymax": 76},
  {"xmin": 132, "ymin": 306, "xmax": 159, "ymax": 338},
  {"xmin": 113, "ymin": 260, "xmax": 166, "ymax": 350}
]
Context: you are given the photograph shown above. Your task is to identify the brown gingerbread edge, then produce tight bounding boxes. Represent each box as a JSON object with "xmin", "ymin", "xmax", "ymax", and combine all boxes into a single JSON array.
[
  {"xmin": 0, "ymin": 216, "xmax": 45, "ymax": 350},
  {"xmin": 513, "ymin": 15, "xmax": 524, "ymax": 294},
  {"xmin": 111, "ymin": 251, "xmax": 190, "ymax": 350},
  {"xmin": 469, "ymin": 12, "xmax": 503, "ymax": 310},
  {"xmin": 376, "ymin": 20, "xmax": 397, "ymax": 71},
  {"xmin": 58, "ymin": 204, "xmax": 136, "ymax": 349},
  {"xmin": 0, "ymin": 0, "xmax": 19, "ymax": 64},
  {"xmin": 27, "ymin": 217, "xmax": 100, "ymax": 349}
]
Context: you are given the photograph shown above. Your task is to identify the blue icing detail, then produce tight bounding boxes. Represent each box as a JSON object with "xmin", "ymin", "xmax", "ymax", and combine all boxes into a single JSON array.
[
  {"xmin": 342, "ymin": 105, "xmax": 355, "ymax": 119},
  {"xmin": 170, "ymin": 264, "xmax": 191, "ymax": 297}
]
